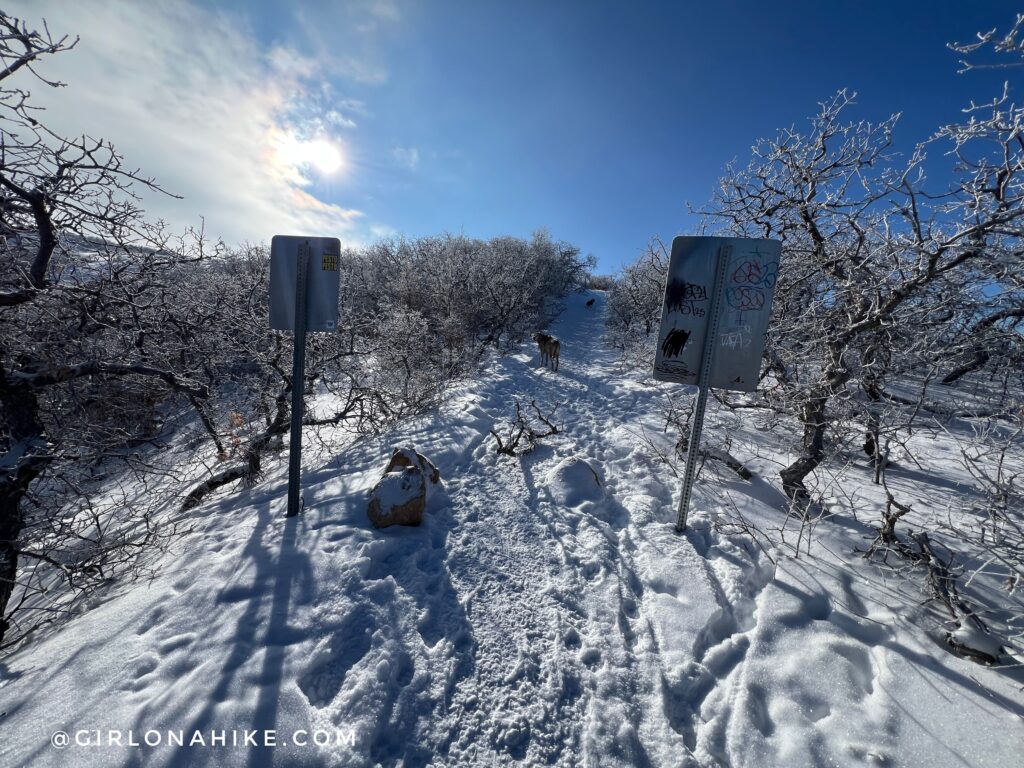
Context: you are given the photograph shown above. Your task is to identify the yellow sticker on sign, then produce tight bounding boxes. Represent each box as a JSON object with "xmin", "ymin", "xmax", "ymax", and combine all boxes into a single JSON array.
[{"xmin": 322, "ymin": 253, "xmax": 338, "ymax": 271}]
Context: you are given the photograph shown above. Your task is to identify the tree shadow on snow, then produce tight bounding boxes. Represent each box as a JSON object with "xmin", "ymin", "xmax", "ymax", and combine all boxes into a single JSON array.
[{"xmin": 137, "ymin": 503, "xmax": 314, "ymax": 768}]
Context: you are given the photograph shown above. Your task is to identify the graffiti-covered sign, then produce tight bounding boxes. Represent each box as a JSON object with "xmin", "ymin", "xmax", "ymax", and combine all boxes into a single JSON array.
[
  {"xmin": 653, "ymin": 236, "xmax": 781, "ymax": 392},
  {"xmin": 269, "ymin": 235, "xmax": 341, "ymax": 332}
]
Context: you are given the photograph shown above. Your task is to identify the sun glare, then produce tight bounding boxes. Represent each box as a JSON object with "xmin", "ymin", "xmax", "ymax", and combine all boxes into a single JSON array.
[
  {"xmin": 304, "ymin": 139, "xmax": 343, "ymax": 174},
  {"xmin": 277, "ymin": 134, "xmax": 344, "ymax": 177}
]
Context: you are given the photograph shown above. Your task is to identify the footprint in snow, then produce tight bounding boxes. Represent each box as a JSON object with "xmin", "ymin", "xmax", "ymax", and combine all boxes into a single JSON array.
[{"xmin": 297, "ymin": 604, "xmax": 374, "ymax": 708}]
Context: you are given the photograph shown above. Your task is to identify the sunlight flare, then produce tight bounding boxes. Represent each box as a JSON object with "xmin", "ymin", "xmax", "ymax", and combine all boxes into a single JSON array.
[{"xmin": 276, "ymin": 133, "xmax": 344, "ymax": 177}]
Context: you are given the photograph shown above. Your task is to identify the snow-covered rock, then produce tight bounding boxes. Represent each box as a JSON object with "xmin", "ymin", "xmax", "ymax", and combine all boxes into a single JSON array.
[
  {"xmin": 383, "ymin": 446, "xmax": 441, "ymax": 488},
  {"xmin": 544, "ymin": 456, "xmax": 604, "ymax": 506},
  {"xmin": 367, "ymin": 447, "xmax": 442, "ymax": 528}
]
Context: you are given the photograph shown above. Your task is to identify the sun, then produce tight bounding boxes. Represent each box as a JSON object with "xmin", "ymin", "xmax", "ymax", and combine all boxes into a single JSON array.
[
  {"xmin": 302, "ymin": 139, "xmax": 343, "ymax": 174},
  {"xmin": 276, "ymin": 133, "xmax": 344, "ymax": 177}
]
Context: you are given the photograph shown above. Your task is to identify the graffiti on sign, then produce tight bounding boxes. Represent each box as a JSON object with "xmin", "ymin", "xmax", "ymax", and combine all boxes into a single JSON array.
[
  {"xmin": 658, "ymin": 360, "xmax": 695, "ymax": 379},
  {"xmin": 725, "ymin": 258, "xmax": 777, "ymax": 322},
  {"xmin": 665, "ymin": 280, "xmax": 708, "ymax": 317},
  {"xmin": 653, "ymin": 236, "xmax": 781, "ymax": 393},
  {"xmin": 720, "ymin": 323, "xmax": 753, "ymax": 350},
  {"xmin": 661, "ymin": 328, "xmax": 692, "ymax": 358}
]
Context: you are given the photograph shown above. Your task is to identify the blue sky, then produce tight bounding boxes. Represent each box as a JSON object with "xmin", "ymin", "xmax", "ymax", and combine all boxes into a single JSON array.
[{"xmin": 11, "ymin": 1, "xmax": 1017, "ymax": 272}]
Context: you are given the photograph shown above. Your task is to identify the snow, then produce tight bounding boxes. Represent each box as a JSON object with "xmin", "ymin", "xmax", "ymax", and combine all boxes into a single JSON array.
[
  {"xmin": 950, "ymin": 624, "xmax": 1004, "ymax": 659},
  {"xmin": 544, "ymin": 457, "xmax": 604, "ymax": 506},
  {"xmin": 0, "ymin": 291, "xmax": 1021, "ymax": 767},
  {"xmin": 373, "ymin": 468, "xmax": 424, "ymax": 509}
]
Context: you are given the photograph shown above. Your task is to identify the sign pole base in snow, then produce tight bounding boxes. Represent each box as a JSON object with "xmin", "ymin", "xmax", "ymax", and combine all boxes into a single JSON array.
[
  {"xmin": 286, "ymin": 242, "xmax": 310, "ymax": 518},
  {"xmin": 675, "ymin": 245, "xmax": 731, "ymax": 532}
]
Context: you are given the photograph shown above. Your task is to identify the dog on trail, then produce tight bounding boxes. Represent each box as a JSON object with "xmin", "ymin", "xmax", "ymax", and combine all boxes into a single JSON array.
[
  {"xmin": 586, "ymin": 298, "xmax": 595, "ymax": 307},
  {"xmin": 532, "ymin": 332, "xmax": 561, "ymax": 371}
]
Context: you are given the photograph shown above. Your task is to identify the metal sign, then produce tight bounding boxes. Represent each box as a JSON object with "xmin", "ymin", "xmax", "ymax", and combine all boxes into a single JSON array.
[
  {"xmin": 653, "ymin": 236, "xmax": 781, "ymax": 392},
  {"xmin": 270, "ymin": 236, "xmax": 341, "ymax": 332},
  {"xmin": 269, "ymin": 235, "xmax": 341, "ymax": 518},
  {"xmin": 652, "ymin": 236, "xmax": 781, "ymax": 532}
]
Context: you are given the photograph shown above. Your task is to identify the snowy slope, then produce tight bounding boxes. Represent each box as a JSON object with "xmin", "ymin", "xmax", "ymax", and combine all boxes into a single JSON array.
[{"xmin": 1, "ymin": 292, "xmax": 1021, "ymax": 767}]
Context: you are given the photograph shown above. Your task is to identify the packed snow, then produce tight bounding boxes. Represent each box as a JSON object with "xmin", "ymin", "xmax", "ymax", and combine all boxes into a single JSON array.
[{"xmin": 0, "ymin": 292, "xmax": 1021, "ymax": 767}]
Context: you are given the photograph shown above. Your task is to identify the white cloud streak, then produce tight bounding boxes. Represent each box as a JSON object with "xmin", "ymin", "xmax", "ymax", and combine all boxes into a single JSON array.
[
  {"xmin": 6, "ymin": 0, "xmax": 371, "ymax": 245},
  {"xmin": 392, "ymin": 146, "xmax": 420, "ymax": 171}
]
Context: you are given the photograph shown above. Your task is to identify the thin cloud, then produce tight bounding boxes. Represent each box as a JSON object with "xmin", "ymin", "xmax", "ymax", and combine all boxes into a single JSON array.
[
  {"xmin": 370, "ymin": 224, "xmax": 398, "ymax": 239},
  {"xmin": 392, "ymin": 147, "xmax": 420, "ymax": 171},
  {"xmin": 6, "ymin": 0, "xmax": 375, "ymax": 246},
  {"xmin": 325, "ymin": 110, "xmax": 358, "ymax": 130},
  {"xmin": 367, "ymin": 0, "xmax": 401, "ymax": 22},
  {"xmin": 292, "ymin": 3, "xmax": 398, "ymax": 85}
]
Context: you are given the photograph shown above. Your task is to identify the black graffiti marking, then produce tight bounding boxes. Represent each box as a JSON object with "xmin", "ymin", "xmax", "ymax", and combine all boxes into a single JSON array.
[
  {"xmin": 656, "ymin": 361, "xmax": 696, "ymax": 379},
  {"xmin": 673, "ymin": 301, "xmax": 706, "ymax": 317},
  {"xmin": 661, "ymin": 328, "xmax": 691, "ymax": 358},
  {"xmin": 665, "ymin": 280, "xmax": 707, "ymax": 313}
]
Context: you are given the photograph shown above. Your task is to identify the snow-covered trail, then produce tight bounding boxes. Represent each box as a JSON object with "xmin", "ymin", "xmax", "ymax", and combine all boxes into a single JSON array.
[
  {"xmin": 3, "ymin": 291, "xmax": 1021, "ymax": 768},
  {"xmin": 0, "ymin": 292, "xmax": 756, "ymax": 767},
  {"xmin": 289, "ymin": 291, "xmax": 750, "ymax": 766}
]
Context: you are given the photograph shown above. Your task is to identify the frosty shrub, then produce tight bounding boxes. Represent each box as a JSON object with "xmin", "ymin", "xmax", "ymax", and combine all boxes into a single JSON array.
[
  {"xmin": 605, "ymin": 237, "xmax": 669, "ymax": 369},
  {"xmin": 585, "ymin": 274, "xmax": 616, "ymax": 291}
]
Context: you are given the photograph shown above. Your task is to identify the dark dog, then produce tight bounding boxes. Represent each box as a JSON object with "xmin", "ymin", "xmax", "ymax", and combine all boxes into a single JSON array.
[
  {"xmin": 532, "ymin": 332, "xmax": 561, "ymax": 371},
  {"xmin": 586, "ymin": 298, "xmax": 595, "ymax": 307}
]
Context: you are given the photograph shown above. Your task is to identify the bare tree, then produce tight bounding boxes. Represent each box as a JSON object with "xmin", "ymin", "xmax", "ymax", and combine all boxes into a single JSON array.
[
  {"xmin": 0, "ymin": 12, "xmax": 209, "ymax": 643},
  {"xmin": 602, "ymin": 15, "xmax": 1024, "ymax": 663},
  {"xmin": 702, "ymin": 86, "xmax": 1024, "ymax": 506}
]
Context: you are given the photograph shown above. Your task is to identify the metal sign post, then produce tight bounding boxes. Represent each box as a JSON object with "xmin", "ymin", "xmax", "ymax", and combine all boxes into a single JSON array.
[
  {"xmin": 269, "ymin": 235, "xmax": 341, "ymax": 519},
  {"xmin": 675, "ymin": 245, "xmax": 729, "ymax": 532},
  {"xmin": 286, "ymin": 243, "xmax": 310, "ymax": 518},
  {"xmin": 652, "ymin": 235, "xmax": 782, "ymax": 532}
]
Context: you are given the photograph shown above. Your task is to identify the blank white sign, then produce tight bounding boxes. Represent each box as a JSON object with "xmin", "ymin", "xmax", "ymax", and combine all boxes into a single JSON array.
[{"xmin": 269, "ymin": 235, "xmax": 341, "ymax": 333}]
